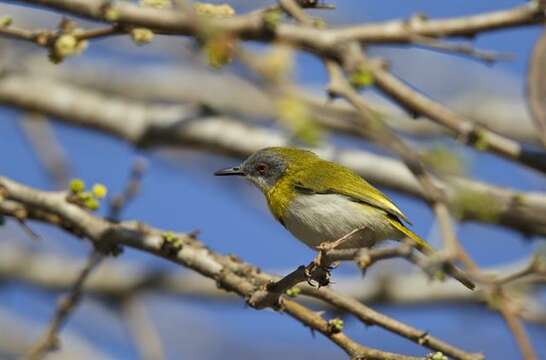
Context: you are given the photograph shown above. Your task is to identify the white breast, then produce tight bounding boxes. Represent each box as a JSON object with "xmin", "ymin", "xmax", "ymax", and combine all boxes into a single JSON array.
[{"xmin": 283, "ymin": 193, "xmax": 400, "ymax": 249}]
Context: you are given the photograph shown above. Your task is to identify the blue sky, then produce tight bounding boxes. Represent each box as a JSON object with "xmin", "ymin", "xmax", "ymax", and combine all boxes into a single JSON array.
[{"xmin": 1, "ymin": 1, "xmax": 545, "ymax": 359}]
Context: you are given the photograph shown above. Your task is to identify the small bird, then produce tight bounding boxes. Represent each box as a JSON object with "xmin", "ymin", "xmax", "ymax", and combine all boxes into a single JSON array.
[{"xmin": 215, "ymin": 147, "xmax": 474, "ymax": 290}]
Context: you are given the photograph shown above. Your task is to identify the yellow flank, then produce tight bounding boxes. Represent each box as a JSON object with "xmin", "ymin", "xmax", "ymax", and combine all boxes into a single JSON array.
[{"xmin": 387, "ymin": 217, "xmax": 433, "ymax": 254}]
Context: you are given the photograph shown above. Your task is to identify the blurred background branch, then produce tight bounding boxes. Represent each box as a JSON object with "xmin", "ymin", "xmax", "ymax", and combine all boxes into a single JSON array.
[{"xmin": 0, "ymin": 0, "xmax": 545, "ymax": 359}]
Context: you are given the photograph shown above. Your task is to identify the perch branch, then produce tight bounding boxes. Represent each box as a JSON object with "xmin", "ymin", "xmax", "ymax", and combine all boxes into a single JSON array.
[{"xmin": 0, "ymin": 175, "xmax": 481, "ymax": 360}]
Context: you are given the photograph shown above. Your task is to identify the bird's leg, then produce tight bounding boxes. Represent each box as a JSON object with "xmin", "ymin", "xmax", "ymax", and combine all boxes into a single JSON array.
[
  {"xmin": 316, "ymin": 227, "xmax": 366, "ymax": 253},
  {"xmin": 305, "ymin": 228, "xmax": 366, "ymax": 287}
]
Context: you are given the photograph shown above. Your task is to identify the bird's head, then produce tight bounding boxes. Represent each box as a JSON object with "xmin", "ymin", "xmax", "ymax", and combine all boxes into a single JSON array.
[{"xmin": 214, "ymin": 147, "xmax": 318, "ymax": 192}]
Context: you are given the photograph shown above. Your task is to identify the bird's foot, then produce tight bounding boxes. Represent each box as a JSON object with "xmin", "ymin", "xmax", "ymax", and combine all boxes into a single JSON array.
[{"xmin": 305, "ymin": 259, "xmax": 331, "ymax": 287}]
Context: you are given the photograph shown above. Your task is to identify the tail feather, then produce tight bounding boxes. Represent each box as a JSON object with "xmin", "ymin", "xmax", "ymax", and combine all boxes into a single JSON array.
[
  {"xmin": 388, "ymin": 218, "xmax": 475, "ymax": 290},
  {"xmin": 388, "ymin": 217, "xmax": 434, "ymax": 255}
]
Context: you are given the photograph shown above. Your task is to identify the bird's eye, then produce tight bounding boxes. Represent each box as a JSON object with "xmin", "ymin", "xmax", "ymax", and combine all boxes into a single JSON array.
[{"xmin": 256, "ymin": 163, "xmax": 268, "ymax": 175}]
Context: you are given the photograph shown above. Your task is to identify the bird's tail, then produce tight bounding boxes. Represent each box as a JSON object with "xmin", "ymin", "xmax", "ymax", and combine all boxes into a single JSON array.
[{"xmin": 388, "ymin": 218, "xmax": 475, "ymax": 290}]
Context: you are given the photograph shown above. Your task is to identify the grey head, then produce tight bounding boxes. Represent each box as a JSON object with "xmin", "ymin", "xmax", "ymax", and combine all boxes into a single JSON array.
[{"xmin": 214, "ymin": 148, "xmax": 289, "ymax": 192}]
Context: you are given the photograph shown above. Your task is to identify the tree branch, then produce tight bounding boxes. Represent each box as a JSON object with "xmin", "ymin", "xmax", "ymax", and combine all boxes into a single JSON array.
[
  {"xmin": 3, "ymin": 0, "xmax": 544, "ymax": 173},
  {"xmin": 0, "ymin": 175, "xmax": 481, "ymax": 360},
  {"xmin": 2, "ymin": 73, "xmax": 546, "ymax": 237},
  {"xmin": 362, "ymin": 57, "xmax": 546, "ymax": 174},
  {"xmin": 11, "ymin": 0, "xmax": 544, "ymax": 46}
]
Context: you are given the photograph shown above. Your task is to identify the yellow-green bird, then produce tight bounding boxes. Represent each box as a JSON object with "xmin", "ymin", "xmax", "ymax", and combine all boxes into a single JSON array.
[{"xmin": 215, "ymin": 147, "xmax": 474, "ymax": 290}]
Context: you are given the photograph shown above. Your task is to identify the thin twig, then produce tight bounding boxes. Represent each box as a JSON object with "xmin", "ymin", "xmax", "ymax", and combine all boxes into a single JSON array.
[
  {"xmin": 410, "ymin": 34, "xmax": 514, "ymax": 64},
  {"xmin": 25, "ymin": 250, "xmax": 104, "ymax": 360},
  {"xmin": 495, "ymin": 288, "xmax": 538, "ymax": 360},
  {"xmin": 122, "ymin": 297, "xmax": 164, "ymax": 360},
  {"xmin": 108, "ymin": 157, "xmax": 148, "ymax": 222},
  {"xmin": 19, "ymin": 113, "xmax": 71, "ymax": 189},
  {"xmin": 0, "ymin": 22, "xmax": 121, "ymax": 48},
  {"xmin": 363, "ymin": 55, "xmax": 546, "ymax": 174}
]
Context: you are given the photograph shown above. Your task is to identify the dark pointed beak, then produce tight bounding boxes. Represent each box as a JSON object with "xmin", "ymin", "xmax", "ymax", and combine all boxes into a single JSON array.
[{"xmin": 214, "ymin": 166, "xmax": 245, "ymax": 176}]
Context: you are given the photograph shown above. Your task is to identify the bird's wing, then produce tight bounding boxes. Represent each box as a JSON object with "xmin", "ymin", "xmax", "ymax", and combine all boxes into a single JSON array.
[{"xmin": 293, "ymin": 159, "xmax": 410, "ymax": 223}]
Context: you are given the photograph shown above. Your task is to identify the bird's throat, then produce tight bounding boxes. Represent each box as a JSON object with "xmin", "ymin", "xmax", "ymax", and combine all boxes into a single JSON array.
[{"xmin": 266, "ymin": 177, "xmax": 295, "ymax": 225}]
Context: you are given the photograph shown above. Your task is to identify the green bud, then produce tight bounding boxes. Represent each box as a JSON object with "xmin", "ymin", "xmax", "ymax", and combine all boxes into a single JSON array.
[
  {"xmin": 328, "ymin": 318, "xmax": 344, "ymax": 333},
  {"xmin": 312, "ymin": 18, "xmax": 327, "ymax": 29},
  {"xmin": 77, "ymin": 191, "xmax": 93, "ymax": 202},
  {"xmin": 69, "ymin": 178, "xmax": 86, "ymax": 194},
  {"xmin": 421, "ymin": 145, "xmax": 466, "ymax": 176},
  {"xmin": 0, "ymin": 16, "xmax": 12, "ymax": 27},
  {"xmin": 92, "ymin": 183, "xmax": 108, "ymax": 199},
  {"xmin": 104, "ymin": 7, "xmax": 120, "ymax": 22},
  {"xmin": 429, "ymin": 352, "xmax": 448, "ymax": 360},
  {"xmin": 84, "ymin": 197, "xmax": 100, "ymax": 211},
  {"xmin": 204, "ymin": 34, "xmax": 234, "ymax": 69},
  {"xmin": 276, "ymin": 96, "xmax": 323, "ymax": 146},
  {"xmin": 349, "ymin": 65, "xmax": 374, "ymax": 88},
  {"xmin": 130, "ymin": 28, "xmax": 154, "ymax": 45},
  {"xmin": 450, "ymin": 188, "xmax": 502, "ymax": 222},
  {"xmin": 473, "ymin": 130, "xmax": 488, "ymax": 151},
  {"xmin": 163, "ymin": 231, "xmax": 177, "ymax": 242},
  {"xmin": 140, "ymin": 0, "xmax": 171, "ymax": 8},
  {"xmin": 193, "ymin": 3, "xmax": 235, "ymax": 17},
  {"xmin": 285, "ymin": 287, "xmax": 301, "ymax": 297},
  {"xmin": 433, "ymin": 270, "xmax": 446, "ymax": 282},
  {"xmin": 161, "ymin": 231, "xmax": 183, "ymax": 254},
  {"xmin": 55, "ymin": 34, "xmax": 78, "ymax": 57},
  {"xmin": 263, "ymin": 9, "xmax": 282, "ymax": 30}
]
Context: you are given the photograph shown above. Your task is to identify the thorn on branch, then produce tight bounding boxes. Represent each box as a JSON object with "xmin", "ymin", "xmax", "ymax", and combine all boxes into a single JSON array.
[
  {"xmin": 188, "ymin": 229, "xmax": 200, "ymax": 239},
  {"xmin": 107, "ymin": 157, "xmax": 147, "ymax": 222},
  {"xmin": 327, "ymin": 318, "xmax": 344, "ymax": 333},
  {"xmin": 296, "ymin": 0, "xmax": 336, "ymax": 9},
  {"xmin": 17, "ymin": 218, "xmax": 42, "ymax": 242},
  {"xmin": 410, "ymin": 34, "xmax": 514, "ymax": 64},
  {"xmin": 160, "ymin": 231, "xmax": 183, "ymax": 256},
  {"xmin": 418, "ymin": 331, "xmax": 430, "ymax": 345}
]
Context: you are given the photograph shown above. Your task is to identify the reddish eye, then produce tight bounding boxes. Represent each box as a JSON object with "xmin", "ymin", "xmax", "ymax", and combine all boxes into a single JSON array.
[{"xmin": 256, "ymin": 163, "xmax": 268, "ymax": 175}]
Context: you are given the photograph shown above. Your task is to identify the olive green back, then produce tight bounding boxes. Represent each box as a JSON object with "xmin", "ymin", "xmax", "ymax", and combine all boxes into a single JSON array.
[
  {"xmin": 264, "ymin": 148, "xmax": 409, "ymax": 224},
  {"xmin": 292, "ymin": 158, "xmax": 410, "ymax": 223}
]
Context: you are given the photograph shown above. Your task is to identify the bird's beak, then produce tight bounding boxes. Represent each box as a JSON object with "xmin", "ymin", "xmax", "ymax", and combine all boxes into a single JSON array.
[{"xmin": 214, "ymin": 166, "xmax": 245, "ymax": 176}]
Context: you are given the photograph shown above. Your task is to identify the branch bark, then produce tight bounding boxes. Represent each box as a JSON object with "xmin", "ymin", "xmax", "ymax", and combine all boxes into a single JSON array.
[
  {"xmin": 11, "ymin": 0, "xmax": 544, "ymax": 46},
  {"xmin": 527, "ymin": 28, "xmax": 546, "ymax": 147},
  {"xmin": 3, "ymin": 241, "xmax": 544, "ymax": 325},
  {"xmin": 0, "ymin": 175, "xmax": 481, "ymax": 360},
  {"xmin": 364, "ymin": 58, "xmax": 546, "ymax": 173}
]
